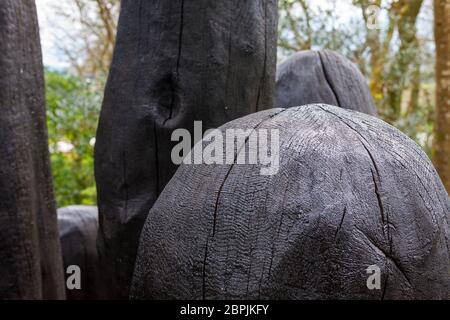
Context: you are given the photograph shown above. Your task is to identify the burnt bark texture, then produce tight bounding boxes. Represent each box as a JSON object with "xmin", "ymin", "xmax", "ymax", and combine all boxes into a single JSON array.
[
  {"xmin": 0, "ymin": 0, "xmax": 65, "ymax": 299},
  {"xmin": 95, "ymin": 0, "xmax": 278, "ymax": 298},
  {"xmin": 131, "ymin": 104, "xmax": 450, "ymax": 299},
  {"xmin": 434, "ymin": 0, "xmax": 450, "ymax": 193},
  {"xmin": 58, "ymin": 206, "xmax": 106, "ymax": 300},
  {"xmin": 275, "ymin": 50, "xmax": 378, "ymax": 116}
]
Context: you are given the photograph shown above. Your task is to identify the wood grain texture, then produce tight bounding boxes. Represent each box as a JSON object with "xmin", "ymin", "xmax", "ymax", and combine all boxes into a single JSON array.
[
  {"xmin": 95, "ymin": 0, "xmax": 278, "ymax": 298},
  {"xmin": 434, "ymin": 0, "xmax": 450, "ymax": 193},
  {"xmin": 275, "ymin": 50, "xmax": 378, "ymax": 116},
  {"xmin": 0, "ymin": 0, "xmax": 65, "ymax": 299},
  {"xmin": 131, "ymin": 104, "xmax": 450, "ymax": 300},
  {"xmin": 58, "ymin": 206, "xmax": 106, "ymax": 300}
]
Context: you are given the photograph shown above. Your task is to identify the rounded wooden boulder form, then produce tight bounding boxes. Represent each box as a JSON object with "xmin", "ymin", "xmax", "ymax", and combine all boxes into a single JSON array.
[
  {"xmin": 58, "ymin": 206, "xmax": 106, "ymax": 300},
  {"xmin": 131, "ymin": 104, "xmax": 449, "ymax": 300},
  {"xmin": 275, "ymin": 50, "xmax": 378, "ymax": 116}
]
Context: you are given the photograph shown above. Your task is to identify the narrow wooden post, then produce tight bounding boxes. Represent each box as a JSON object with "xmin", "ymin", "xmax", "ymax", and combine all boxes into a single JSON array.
[
  {"xmin": 58, "ymin": 206, "xmax": 106, "ymax": 300},
  {"xmin": 0, "ymin": 0, "xmax": 65, "ymax": 299}
]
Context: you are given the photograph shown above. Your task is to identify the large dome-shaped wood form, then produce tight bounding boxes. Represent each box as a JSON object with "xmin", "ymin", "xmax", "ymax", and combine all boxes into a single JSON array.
[
  {"xmin": 275, "ymin": 50, "xmax": 378, "ymax": 116},
  {"xmin": 58, "ymin": 206, "xmax": 106, "ymax": 300},
  {"xmin": 95, "ymin": 0, "xmax": 278, "ymax": 298},
  {"xmin": 0, "ymin": 0, "xmax": 65, "ymax": 299},
  {"xmin": 131, "ymin": 104, "xmax": 449, "ymax": 299}
]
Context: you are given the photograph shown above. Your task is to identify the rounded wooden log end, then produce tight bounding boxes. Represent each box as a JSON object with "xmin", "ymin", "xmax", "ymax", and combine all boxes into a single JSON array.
[
  {"xmin": 131, "ymin": 105, "xmax": 449, "ymax": 299},
  {"xmin": 275, "ymin": 50, "xmax": 378, "ymax": 117}
]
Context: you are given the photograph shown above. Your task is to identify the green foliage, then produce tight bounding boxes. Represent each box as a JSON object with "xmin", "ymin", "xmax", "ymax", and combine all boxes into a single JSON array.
[{"xmin": 45, "ymin": 70, "xmax": 103, "ymax": 208}]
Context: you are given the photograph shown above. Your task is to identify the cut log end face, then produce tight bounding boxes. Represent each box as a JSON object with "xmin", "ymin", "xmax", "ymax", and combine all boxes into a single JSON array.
[
  {"xmin": 275, "ymin": 50, "xmax": 378, "ymax": 117},
  {"xmin": 131, "ymin": 104, "xmax": 450, "ymax": 300}
]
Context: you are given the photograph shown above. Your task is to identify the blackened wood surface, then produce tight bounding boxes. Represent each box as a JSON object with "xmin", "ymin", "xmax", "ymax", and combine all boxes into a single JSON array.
[
  {"xmin": 275, "ymin": 50, "xmax": 378, "ymax": 116},
  {"xmin": 131, "ymin": 104, "xmax": 450, "ymax": 299},
  {"xmin": 95, "ymin": 0, "xmax": 278, "ymax": 298},
  {"xmin": 0, "ymin": 0, "xmax": 65, "ymax": 299},
  {"xmin": 58, "ymin": 206, "xmax": 106, "ymax": 300}
]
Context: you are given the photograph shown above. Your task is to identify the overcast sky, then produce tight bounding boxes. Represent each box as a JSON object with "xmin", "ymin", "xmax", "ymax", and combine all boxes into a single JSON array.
[{"xmin": 36, "ymin": 0, "xmax": 71, "ymax": 69}]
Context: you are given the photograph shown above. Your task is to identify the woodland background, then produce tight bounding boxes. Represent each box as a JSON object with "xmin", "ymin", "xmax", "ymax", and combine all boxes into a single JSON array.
[{"xmin": 36, "ymin": 0, "xmax": 450, "ymax": 207}]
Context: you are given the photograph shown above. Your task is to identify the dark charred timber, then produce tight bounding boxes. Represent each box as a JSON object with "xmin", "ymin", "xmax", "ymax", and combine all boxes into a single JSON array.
[
  {"xmin": 0, "ymin": 0, "xmax": 65, "ymax": 299},
  {"xmin": 131, "ymin": 104, "xmax": 450, "ymax": 300},
  {"xmin": 58, "ymin": 206, "xmax": 106, "ymax": 300},
  {"xmin": 275, "ymin": 50, "xmax": 378, "ymax": 116},
  {"xmin": 95, "ymin": 0, "xmax": 278, "ymax": 298}
]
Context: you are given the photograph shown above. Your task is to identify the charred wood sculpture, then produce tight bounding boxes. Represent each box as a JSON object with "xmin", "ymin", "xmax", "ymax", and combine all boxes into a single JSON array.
[
  {"xmin": 95, "ymin": 0, "xmax": 278, "ymax": 298},
  {"xmin": 58, "ymin": 206, "xmax": 106, "ymax": 300},
  {"xmin": 131, "ymin": 104, "xmax": 450, "ymax": 299},
  {"xmin": 275, "ymin": 50, "xmax": 378, "ymax": 116},
  {"xmin": 0, "ymin": 0, "xmax": 65, "ymax": 299}
]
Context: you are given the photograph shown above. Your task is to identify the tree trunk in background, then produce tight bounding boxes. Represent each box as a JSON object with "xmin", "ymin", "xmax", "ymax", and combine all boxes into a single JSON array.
[
  {"xmin": 357, "ymin": 0, "xmax": 423, "ymax": 123},
  {"xmin": 434, "ymin": 0, "xmax": 450, "ymax": 192},
  {"xmin": 386, "ymin": 0, "xmax": 423, "ymax": 121},
  {"xmin": 95, "ymin": 0, "xmax": 278, "ymax": 299},
  {"xmin": 0, "ymin": 0, "xmax": 65, "ymax": 299}
]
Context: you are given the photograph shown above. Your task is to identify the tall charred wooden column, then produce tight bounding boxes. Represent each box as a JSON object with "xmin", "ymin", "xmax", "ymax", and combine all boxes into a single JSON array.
[
  {"xmin": 95, "ymin": 0, "xmax": 278, "ymax": 298},
  {"xmin": 0, "ymin": 0, "xmax": 65, "ymax": 299}
]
